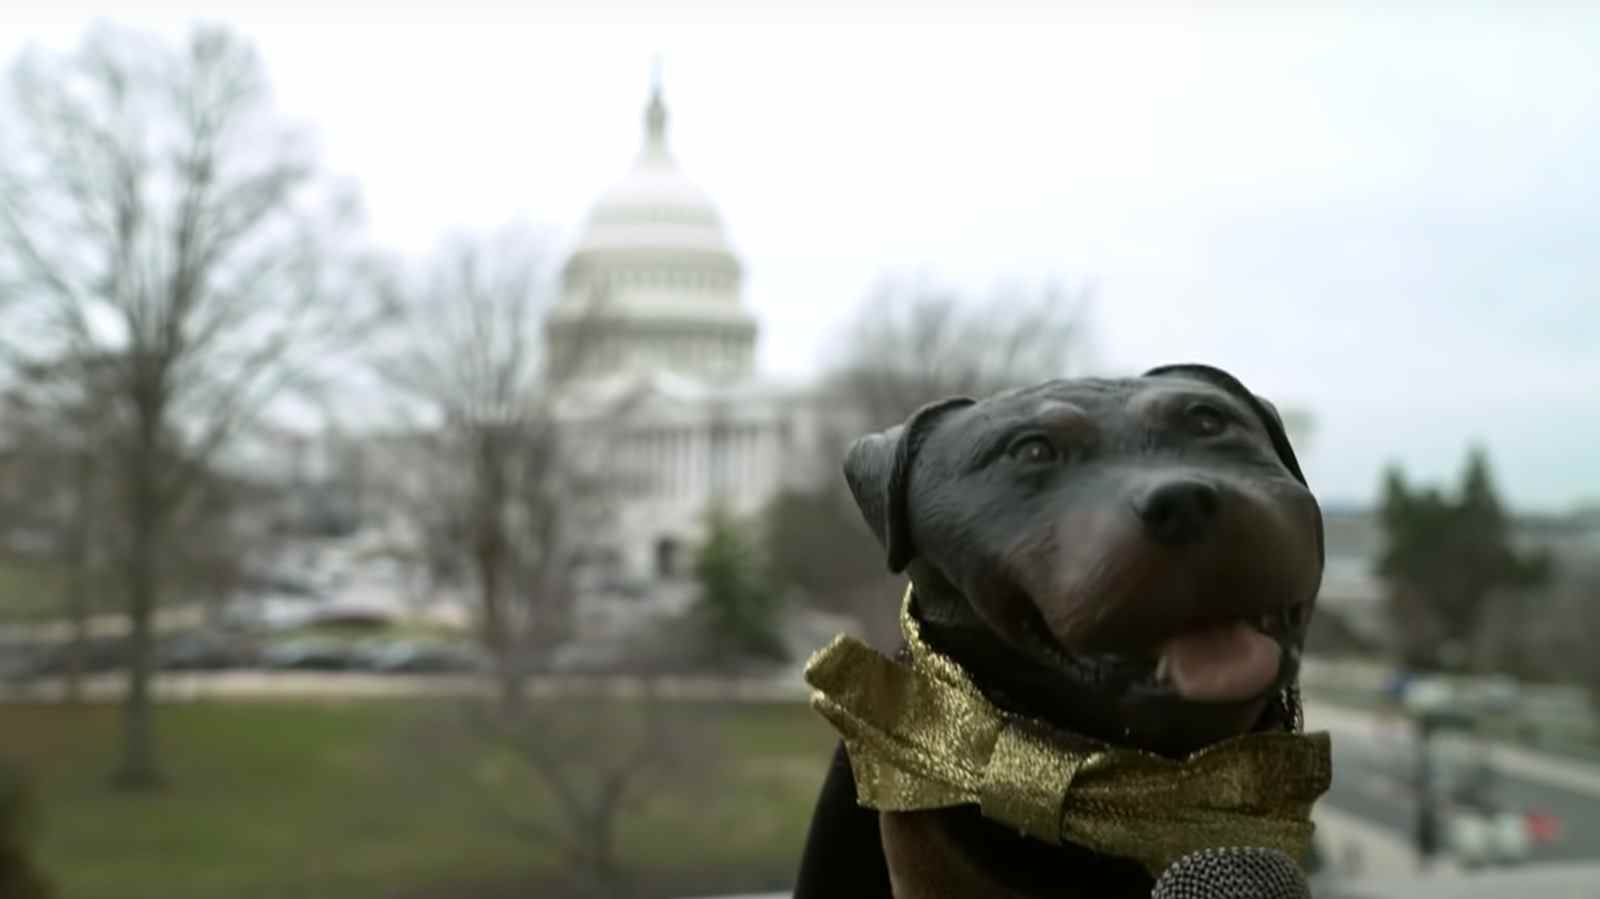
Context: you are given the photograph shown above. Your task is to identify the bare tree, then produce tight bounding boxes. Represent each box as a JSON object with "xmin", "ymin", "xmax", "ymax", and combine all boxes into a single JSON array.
[
  {"xmin": 765, "ymin": 274, "xmax": 1092, "ymax": 647},
  {"xmin": 373, "ymin": 225, "xmax": 604, "ymax": 712},
  {"xmin": 0, "ymin": 24, "xmax": 385, "ymax": 788},
  {"xmin": 401, "ymin": 689, "xmax": 722, "ymax": 898},
  {"xmin": 827, "ymin": 274, "xmax": 1092, "ymax": 428}
]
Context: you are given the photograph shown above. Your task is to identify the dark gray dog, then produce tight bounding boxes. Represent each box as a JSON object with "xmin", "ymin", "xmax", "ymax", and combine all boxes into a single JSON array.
[{"xmin": 794, "ymin": 363, "xmax": 1325, "ymax": 899}]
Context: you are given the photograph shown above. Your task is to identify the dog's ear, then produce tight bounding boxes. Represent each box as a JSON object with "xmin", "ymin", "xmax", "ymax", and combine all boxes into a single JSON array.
[
  {"xmin": 843, "ymin": 397, "xmax": 975, "ymax": 573},
  {"xmin": 1142, "ymin": 363, "xmax": 1308, "ymax": 486}
]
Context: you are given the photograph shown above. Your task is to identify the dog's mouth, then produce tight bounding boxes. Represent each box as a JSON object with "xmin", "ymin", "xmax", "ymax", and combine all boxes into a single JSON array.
[
  {"xmin": 1023, "ymin": 600, "xmax": 1310, "ymax": 707},
  {"xmin": 1137, "ymin": 609, "xmax": 1302, "ymax": 703}
]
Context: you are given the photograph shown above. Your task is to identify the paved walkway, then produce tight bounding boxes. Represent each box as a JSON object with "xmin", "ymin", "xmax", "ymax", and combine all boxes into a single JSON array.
[
  {"xmin": 1306, "ymin": 701, "xmax": 1600, "ymax": 800},
  {"xmin": 0, "ymin": 670, "xmax": 813, "ymax": 704}
]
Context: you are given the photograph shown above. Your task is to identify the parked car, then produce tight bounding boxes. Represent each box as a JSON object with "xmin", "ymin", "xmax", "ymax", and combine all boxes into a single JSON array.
[
  {"xmin": 157, "ymin": 631, "xmax": 258, "ymax": 671},
  {"xmin": 262, "ymin": 638, "xmax": 360, "ymax": 671},
  {"xmin": 1449, "ymin": 808, "xmax": 1534, "ymax": 869},
  {"xmin": 1463, "ymin": 675, "xmax": 1521, "ymax": 712},
  {"xmin": 11, "ymin": 638, "xmax": 131, "ymax": 679},
  {"xmin": 362, "ymin": 639, "xmax": 486, "ymax": 673},
  {"xmin": 0, "ymin": 646, "xmax": 39, "ymax": 684}
]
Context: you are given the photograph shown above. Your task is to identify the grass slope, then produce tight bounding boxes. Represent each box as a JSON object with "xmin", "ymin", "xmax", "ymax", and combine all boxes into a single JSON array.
[{"xmin": 0, "ymin": 698, "xmax": 836, "ymax": 899}]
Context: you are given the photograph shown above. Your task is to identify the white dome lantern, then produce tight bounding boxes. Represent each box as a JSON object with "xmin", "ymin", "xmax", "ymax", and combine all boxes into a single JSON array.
[
  {"xmin": 548, "ymin": 69, "xmax": 758, "ymax": 386},
  {"xmin": 576, "ymin": 85, "xmax": 733, "ymax": 257}
]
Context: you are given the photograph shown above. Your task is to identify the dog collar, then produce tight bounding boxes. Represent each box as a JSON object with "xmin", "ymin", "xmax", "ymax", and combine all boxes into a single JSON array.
[{"xmin": 802, "ymin": 585, "xmax": 1332, "ymax": 876}]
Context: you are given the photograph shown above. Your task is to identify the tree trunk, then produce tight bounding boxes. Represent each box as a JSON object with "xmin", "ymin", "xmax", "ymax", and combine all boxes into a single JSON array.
[
  {"xmin": 114, "ymin": 523, "xmax": 161, "ymax": 787},
  {"xmin": 113, "ymin": 441, "xmax": 163, "ymax": 790},
  {"xmin": 477, "ymin": 543, "xmax": 523, "ymax": 715},
  {"xmin": 62, "ymin": 451, "xmax": 94, "ymax": 705},
  {"xmin": 474, "ymin": 432, "xmax": 523, "ymax": 716},
  {"xmin": 583, "ymin": 801, "xmax": 629, "ymax": 899}
]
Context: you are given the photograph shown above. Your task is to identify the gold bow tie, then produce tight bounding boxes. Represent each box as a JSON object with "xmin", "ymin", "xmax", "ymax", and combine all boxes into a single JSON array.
[{"xmin": 803, "ymin": 586, "xmax": 1332, "ymax": 876}]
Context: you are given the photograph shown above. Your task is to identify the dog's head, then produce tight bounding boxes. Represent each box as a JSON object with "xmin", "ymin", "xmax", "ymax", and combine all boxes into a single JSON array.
[{"xmin": 843, "ymin": 364, "xmax": 1323, "ymax": 758}]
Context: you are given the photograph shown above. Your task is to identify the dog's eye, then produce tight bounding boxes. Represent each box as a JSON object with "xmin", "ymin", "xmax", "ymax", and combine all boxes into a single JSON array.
[
  {"xmin": 1007, "ymin": 436, "xmax": 1059, "ymax": 464},
  {"xmin": 1184, "ymin": 402, "xmax": 1230, "ymax": 437}
]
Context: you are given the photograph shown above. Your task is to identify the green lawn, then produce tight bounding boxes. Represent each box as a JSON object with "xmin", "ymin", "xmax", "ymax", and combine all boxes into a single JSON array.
[{"xmin": 0, "ymin": 698, "xmax": 837, "ymax": 899}]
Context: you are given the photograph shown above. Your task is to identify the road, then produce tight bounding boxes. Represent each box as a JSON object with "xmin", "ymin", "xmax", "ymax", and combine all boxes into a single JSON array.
[{"xmin": 1319, "ymin": 717, "xmax": 1600, "ymax": 863}]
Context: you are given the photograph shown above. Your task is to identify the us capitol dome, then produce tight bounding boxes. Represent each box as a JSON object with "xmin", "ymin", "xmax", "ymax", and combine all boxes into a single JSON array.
[
  {"xmin": 545, "ymin": 75, "xmax": 757, "ymax": 384},
  {"xmin": 549, "ymin": 74, "xmax": 828, "ymax": 588}
]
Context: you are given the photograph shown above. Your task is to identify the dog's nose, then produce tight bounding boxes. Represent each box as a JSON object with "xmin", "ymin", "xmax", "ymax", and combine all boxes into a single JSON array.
[{"xmin": 1135, "ymin": 479, "xmax": 1220, "ymax": 545}]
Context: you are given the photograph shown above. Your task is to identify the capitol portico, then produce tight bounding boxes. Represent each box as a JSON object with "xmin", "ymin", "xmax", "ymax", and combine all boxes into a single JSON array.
[{"xmin": 549, "ymin": 77, "xmax": 833, "ymax": 587}]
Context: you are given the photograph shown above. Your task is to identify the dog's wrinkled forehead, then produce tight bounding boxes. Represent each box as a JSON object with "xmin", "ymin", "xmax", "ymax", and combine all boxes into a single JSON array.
[
  {"xmin": 922, "ymin": 375, "xmax": 1275, "ymax": 469},
  {"xmin": 842, "ymin": 364, "xmax": 1310, "ymax": 573}
]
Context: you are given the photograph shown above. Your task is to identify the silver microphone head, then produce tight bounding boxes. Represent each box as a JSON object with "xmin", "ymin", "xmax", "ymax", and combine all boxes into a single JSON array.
[{"xmin": 1150, "ymin": 847, "xmax": 1311, "ymax": 899}]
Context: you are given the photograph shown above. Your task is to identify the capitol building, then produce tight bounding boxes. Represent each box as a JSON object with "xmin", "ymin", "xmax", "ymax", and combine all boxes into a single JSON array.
[{"xmin": 548, "ymin": 79, "xmax": 835, "ymax": 588}]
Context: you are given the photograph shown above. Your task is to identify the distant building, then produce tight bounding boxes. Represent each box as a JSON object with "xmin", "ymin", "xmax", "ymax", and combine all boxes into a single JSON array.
[{"xmin": 548, "ymin": 77, "xmax": 834, "ymax": 586}]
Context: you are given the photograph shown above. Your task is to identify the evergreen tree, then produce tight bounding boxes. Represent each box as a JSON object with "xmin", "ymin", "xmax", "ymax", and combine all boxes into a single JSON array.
[
  {"xmin": 1377, "ymin": 447, "xmax": 1551, "ymax": 671},
  {"xmin": 694, "ymin": 504, "xmax": 788, "ymax": 666}
]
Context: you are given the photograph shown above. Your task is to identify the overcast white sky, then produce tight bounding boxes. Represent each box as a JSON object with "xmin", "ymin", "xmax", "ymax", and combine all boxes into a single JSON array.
[{"xmin": 3, "ymin": 5, "xmax": 1597, "ymax": 511}]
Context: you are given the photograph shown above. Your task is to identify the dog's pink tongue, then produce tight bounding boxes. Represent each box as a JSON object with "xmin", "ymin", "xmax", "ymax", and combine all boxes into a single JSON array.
[{"xmin": 1161, "ymin": 623, "xmax": 1282, "ymax": 702}]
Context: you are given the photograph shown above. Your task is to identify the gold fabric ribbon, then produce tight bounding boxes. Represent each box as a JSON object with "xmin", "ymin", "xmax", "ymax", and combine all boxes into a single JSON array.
[{"xmin": 803, "ymin": 585, "xmax": 1332, "ymax": 876}]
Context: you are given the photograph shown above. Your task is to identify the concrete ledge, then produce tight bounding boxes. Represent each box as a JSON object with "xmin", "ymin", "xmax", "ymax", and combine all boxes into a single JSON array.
[{"xmin": 1329, "ymin": 862, "xmax": 1600, "ymax": 898}]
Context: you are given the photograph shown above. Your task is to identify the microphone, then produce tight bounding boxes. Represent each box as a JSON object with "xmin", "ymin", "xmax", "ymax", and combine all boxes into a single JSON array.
[{"xmin": 1150, "ymin": 847, "xmax": 1311, "ymax": 899}]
